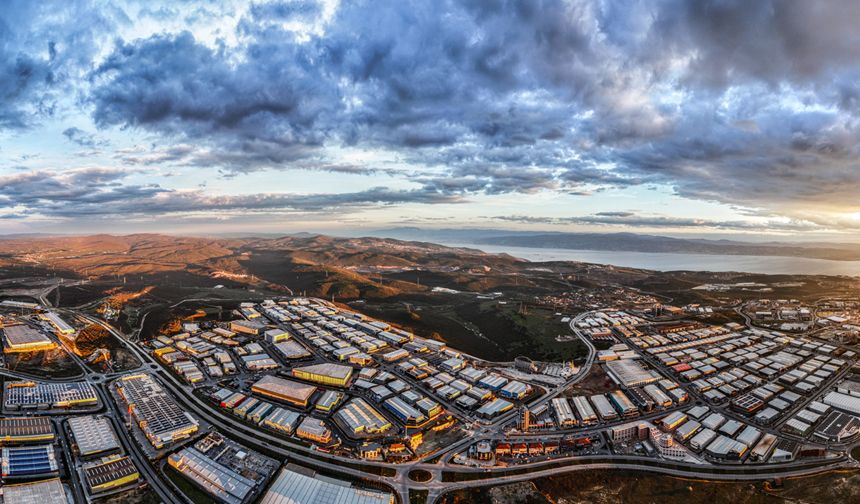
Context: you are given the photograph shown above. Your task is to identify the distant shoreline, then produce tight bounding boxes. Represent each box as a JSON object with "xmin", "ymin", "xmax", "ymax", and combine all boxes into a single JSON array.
[{"xmin": 442, "ymin": 242, "xmax": 860, "ymax": 277}]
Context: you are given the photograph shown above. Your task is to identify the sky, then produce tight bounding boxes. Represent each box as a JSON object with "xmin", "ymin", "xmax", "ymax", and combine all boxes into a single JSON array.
[{"xmin": 2, "ymin": 0, "xmax": 860, "ymax": 241}]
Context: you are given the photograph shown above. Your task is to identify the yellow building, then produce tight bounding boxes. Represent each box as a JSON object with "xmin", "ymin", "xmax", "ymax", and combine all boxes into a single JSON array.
[
  {"xmin": 292, "ymin": 363, "xmax": 353, "ymax": 387},
  {"xmin": 83, "ymin": 455, "xmax": 140, "ymax": 494},
  {"xmin": 2, "ymin": 325, "xmax": 57, "ymax": 353}
]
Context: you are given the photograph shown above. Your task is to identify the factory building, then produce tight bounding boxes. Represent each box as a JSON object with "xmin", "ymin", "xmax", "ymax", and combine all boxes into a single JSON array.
[
  {"xmin": 4, "ymin": 381, "xmax": 98, "ymax": 410},
  {"xmin": 116, "ymin": 374, "xmax": 199, "ymax": 449},
  {"xmin": 0, "ymin": 478, "xmax": 70, "ymax": 504},
  {"xmin": 230, "ymin": 319, "xmax": 265, "ymax": 335},
  {"xmin": 813, "ymin": 411, "xmax": 859, "ymax": 443},
  {"xmin": 261, "ymin": 408, "xmax": 302, "ymax": 434},
  {"xmin": 292, "ymin": 363, "xmax": 354, "ymax": 387},
  {"xmin": 476, "ymin": 398, "xmax": 514, "ymax": 419},
  {"xmin": 83, "ymin": 455, "xmax": 140, "ymax": 495},
  {"xmin": 251, "ymin": 375, "xmax": 317, "ymax": 407},
  {"xmin": 40, "ymin": 312, "xmax": 75, "ymax": 335},
  {"xmin": 1, "ymin": 445, "xmax": 58, "ymax": 479},
  {"xmin": 316, "ymin": 390, "xmax": 344, "ymax": 412},
  {"xmin": 608, "ymin": 390, "xmax": 638, "ymax": 418},
  {"xmin": 822, "ymin": 391, "xmax": 860, "ymax": 416},
  {"xmin": 260, "ymin": 464, "xmax": 394, "ymax": 504},
  {"xmin": 705, "ymin": 435, "xmax": 748, "ymax": 460},
  {"xmin": 571, "ymin": 396, "xmax": 598, "ymax": 424},
  {"xmin": 264, "ymin": 328, "xmax": 290, "ymax": 343},
  {"xmin": 0, "ymin": 417, "xmax": 55, "ymax": 445},
  {"xmin": 382, "ymin": 348, "xmax": 409, "ymax": 362},
  {"xmin": 296, "ymin": 417, "xmax": 332, "ymax": 444},
  {"xmin": 750, "ymin": 433, "xmax": 778, "ymax": 461},
  {"xmin": 552, "ymin": 398, "xmax": 577, "ymax": 427},
  {"xmin": 604, "ymin": 359, "xmax": 658, "ymax": 388},
  {"xmin": 273, "ymin": 340, "xmax": 312, "ymax": 360},
  {"xmin": 384, "ymin": 397, "xmax": 427, "ymax": 427},
  {"xmin": 498, "ymin": 381, "xmax": 529, "ymax": 400},
  {"xmin": 168, "ymin": 448, "xmax": 255, "ymax": 504},
  {"xmin": 2, "ymin": 325, "xmax": 57, "ymax": 353},
  {"xmin": 335, "ymin": 398, "xmax": 392, "ymax": 436},
  {"xmin": 643, "ymin": 384, "xmax": 673, "ymax": 408},
  {"xmin": 689, "ymin": 428, "xmax": 717, "ymax": 452},
  {"xmin": 590, "ymin": 394, "xmax": 618, "ymax": 421}
]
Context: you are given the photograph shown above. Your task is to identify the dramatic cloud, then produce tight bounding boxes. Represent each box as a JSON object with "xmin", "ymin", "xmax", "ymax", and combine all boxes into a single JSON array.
[{"xmin": 4, "ymin": 1, "xmax": 860, "ymax": 233}]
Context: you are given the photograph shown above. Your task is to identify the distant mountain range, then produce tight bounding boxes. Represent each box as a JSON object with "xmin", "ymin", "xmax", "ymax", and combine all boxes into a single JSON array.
[
  {"xmin": 0, "ymin": 233, "xmax": 526, "ymax": 299},
  {"xmin": 375, "ymin": 228, "xmax": 860, "ymax": 261}
]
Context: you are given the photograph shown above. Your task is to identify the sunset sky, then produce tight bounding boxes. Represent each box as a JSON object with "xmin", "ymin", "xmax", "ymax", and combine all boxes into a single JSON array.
[{"xmin": 2, "ymin": 1, "xmax": 860, "ymax": 240}]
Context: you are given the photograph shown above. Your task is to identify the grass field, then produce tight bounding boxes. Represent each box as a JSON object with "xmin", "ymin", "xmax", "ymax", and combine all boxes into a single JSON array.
[{"xmin": 358, "ymin": 297, "xmax": 588, "ymax": 362}]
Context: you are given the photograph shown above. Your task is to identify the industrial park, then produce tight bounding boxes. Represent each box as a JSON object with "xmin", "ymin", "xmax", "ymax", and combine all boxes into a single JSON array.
[{"xmin": 2, "ymin": 281, "xmax": 860, "ymax": 504}]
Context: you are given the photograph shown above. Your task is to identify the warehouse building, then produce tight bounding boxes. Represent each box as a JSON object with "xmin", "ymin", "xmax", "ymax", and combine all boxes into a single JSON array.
[
  {"xmin": 336, "ymin": 398, "xmax": 392, "ymax": 436},
  {"xmin": 0, "ymin": 417, "xmax": 54, "ymax": 445},
  {"xmin": 292, "ymin": 363, "xmax": 354, "ymax": 387},
  {"xmin": 4, "ymin": 381, "xmax": 98, "ymax": 410},
  {"xmin": 83, "ymin": 455, "xmax": 140, "ymax": 496},
  {"xmin": 251, "ymin": 375, "xmax": 317, "ymax": 407},
  {"xmin": 260, "ymin": 464, "xmax": 394, "ymax": 504},
  {"xmin": 477, "ymin": 374, "xmax": 508, "ymax": 392},
  {"xmin": 415, "ymin": 397, "xmax": 442, "ymax": 419},
  {"xmin": 116, "ymin": 374, "xmax": 199, "ymax": 449},
  {"xmin": 2, "ymin": 325, "xmax": 57, "ymax": 353},
  {"xmin": 658, "ymin": 411, "xmax": 687, "ymax": 432},
  {"xmin": 0, "ymin": 477, "xmax": 70, "ymax": 504}
]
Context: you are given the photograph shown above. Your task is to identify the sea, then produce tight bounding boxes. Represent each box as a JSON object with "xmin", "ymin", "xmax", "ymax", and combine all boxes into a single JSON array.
[{"xmin": 446, "ymin": 243, "xmax": 860, "ymax": 276}]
